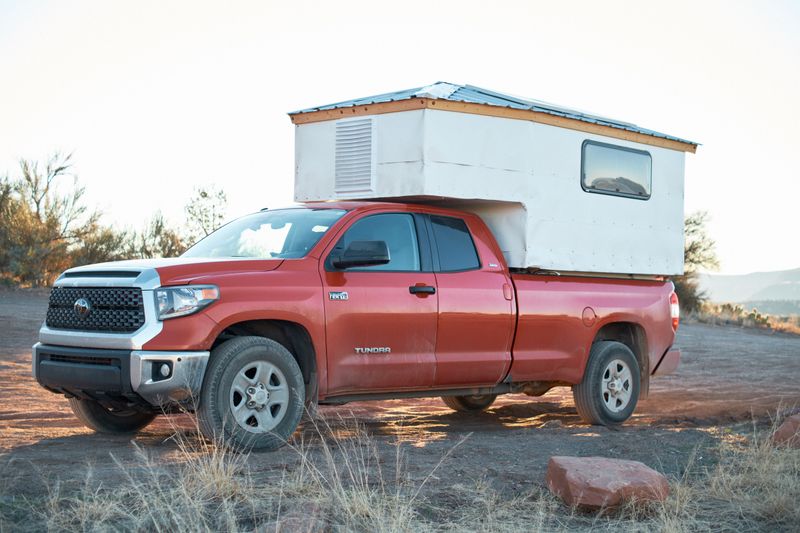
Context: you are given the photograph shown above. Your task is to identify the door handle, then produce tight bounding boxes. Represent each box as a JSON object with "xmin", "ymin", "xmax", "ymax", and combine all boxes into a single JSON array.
[{"xmin": 409, "ymin": 285, "xmax": 436, "ymax": 295}]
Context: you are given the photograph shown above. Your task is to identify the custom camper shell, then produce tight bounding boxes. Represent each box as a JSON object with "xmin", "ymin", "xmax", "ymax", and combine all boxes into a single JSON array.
[{"xmin": 289, "ymin": 83, "xmax": 698, "ymax": 276}]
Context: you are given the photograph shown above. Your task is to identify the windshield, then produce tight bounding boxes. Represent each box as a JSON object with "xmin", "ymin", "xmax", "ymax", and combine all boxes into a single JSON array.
[{"xmin": 182, "ymin": 208, "xmax": 346, "ymax": 259}]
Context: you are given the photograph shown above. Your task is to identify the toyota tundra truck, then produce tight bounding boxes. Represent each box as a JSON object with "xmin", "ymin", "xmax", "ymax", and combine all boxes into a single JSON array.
[{"xmin": 32, "ymin": 201, "xmax": 681, "ymax": 450}]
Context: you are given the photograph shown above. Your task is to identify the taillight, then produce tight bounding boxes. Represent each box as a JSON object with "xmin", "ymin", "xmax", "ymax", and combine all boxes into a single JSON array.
[{"xmin": 670, "ymin": 292, "xmax": 680, "ymax": 331}]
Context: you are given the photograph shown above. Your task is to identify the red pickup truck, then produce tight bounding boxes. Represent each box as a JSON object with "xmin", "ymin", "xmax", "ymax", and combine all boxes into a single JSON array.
[{"xmin": 33, "ymin": 201, "xmax": 680, "ymax": 450}]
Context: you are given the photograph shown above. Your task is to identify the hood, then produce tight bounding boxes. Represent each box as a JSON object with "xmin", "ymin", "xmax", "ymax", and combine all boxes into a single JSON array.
[{"xmin": 61, "ymin": 257, "xmax": 284, "ymax": 287}]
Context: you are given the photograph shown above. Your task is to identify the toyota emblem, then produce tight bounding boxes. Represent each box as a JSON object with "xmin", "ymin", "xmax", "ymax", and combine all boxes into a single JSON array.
[{"xmin": 73, "ymin": 298, "xmax": 92, "ymax": 318}]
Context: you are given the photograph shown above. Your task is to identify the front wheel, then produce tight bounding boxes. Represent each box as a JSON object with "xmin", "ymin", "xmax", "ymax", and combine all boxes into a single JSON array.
[
  {"xmin": 68, "ymin": 398, "xmax": 156, "ymax": 434},
  {"xmin": 197, "ymin": 336, "xmax": 305, "ymax": 451},
  {"xmin": 572, "ymin": 341, "xmax": 640, "ymax": 426},
  {"xmin": 441, "ymin": 394, "xmax": 497, "ymax": 412}
]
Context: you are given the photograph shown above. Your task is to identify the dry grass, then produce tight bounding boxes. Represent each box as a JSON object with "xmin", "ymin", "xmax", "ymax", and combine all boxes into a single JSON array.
[
  {"xmin": 1, "ymin": 412, "xmax": 798, "ymax": 532},
  {"xmin": 616, "ymin": 418, "xmax": 800, "ymax": 533},
  {"xmin": 703, "ymin": 422, "xmax": 800, "ymax": 529},
  {"xmin": 769, "ymin": 317, "xmax": 800, "ymax": 335},
  {"xmin": 439, "ymin": 479, "xmax": 564, "ymax": 532}
]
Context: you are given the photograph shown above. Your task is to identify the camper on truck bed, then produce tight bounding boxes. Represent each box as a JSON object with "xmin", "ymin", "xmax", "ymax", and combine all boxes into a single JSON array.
[{"xmin": 32, "ymin": 83, "xmax": 696, "ymax": 450}]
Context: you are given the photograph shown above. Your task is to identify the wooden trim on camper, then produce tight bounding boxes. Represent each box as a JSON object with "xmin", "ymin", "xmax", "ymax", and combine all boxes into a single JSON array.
[
  {"xmin": 289, "ymin": 98, "xmax": 698, "ymax": 153},
  {"xmin": 290, "ymin": 99, "xmax": 429, "ymax": 124}
]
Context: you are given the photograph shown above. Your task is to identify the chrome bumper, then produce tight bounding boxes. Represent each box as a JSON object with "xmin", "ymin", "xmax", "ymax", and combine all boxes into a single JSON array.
[
  {"xmin": 33, "ymin": 343, "xmax": 209, "ymax": 408},
  {"xmin": 130, "ymin": 350, "xmax": 209, "ymax": 406}
]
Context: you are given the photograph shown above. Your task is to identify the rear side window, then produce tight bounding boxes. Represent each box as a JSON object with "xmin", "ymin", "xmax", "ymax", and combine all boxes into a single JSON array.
[
  {"xmin": 430, "ymin": 215, "xmax": 480, "ymax": 272},
  {"xmin": 581, "ymin": 140, "xmax": 652, "ymax": 200}
]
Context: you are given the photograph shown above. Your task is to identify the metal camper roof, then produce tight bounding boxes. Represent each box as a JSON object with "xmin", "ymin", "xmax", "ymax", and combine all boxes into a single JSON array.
[{"xmin": 289, "ymin": 81, "xmax": 698, "ymax": 147}]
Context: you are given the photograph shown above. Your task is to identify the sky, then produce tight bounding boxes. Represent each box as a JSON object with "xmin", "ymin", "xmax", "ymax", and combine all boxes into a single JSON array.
[{"xmin": 0, "ymin": 0, "xmax": 798, "ymax": 275}]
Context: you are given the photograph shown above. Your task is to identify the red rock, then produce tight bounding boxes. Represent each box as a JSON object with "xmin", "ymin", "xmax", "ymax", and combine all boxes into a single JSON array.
[
  {"xmin": 772, "ymin": 414, "xmax": 800, "ymax": 447},
  {"xmin": 546, "ymin": 456, "xmax": 669, "ymax": 509}
]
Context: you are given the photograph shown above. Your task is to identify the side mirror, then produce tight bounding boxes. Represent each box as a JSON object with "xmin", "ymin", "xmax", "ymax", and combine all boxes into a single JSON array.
[{"xmin": 332, "ymin": 240, "xmax": 390, "ymax": 269}]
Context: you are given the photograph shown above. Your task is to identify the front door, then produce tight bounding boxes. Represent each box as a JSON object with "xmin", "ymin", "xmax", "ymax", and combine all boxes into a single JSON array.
[{"xmin": 321, "ymin": 212, "xmax": 438, "ymax": 395}]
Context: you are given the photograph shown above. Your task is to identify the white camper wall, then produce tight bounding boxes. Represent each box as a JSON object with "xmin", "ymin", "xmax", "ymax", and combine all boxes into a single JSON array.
[
  {"xmin": 526, "ymin": 120, "xmax": 685, "ymax": 275},
  {"xmin": 293, "ymin": 108, "xmax": 686, "ymax": 275},
  {"xmin": 295, "ymin": 111, "xmax": 427, "ymax": 201},
  {"xmin": 420, "ymin": 110, "xmax": 685, "ymax": 275}
]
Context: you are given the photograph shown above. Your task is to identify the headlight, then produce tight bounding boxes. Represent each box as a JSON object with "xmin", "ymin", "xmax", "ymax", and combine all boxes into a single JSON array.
[{"xmin": 155, "ymin": 285, "xmax": 220, "ymax": 320}]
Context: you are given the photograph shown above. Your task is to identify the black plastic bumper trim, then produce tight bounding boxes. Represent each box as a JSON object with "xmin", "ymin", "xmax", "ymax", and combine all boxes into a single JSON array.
[{"xmin": 34, "ymin": 344, "xmax": 134, "ymax": 394}]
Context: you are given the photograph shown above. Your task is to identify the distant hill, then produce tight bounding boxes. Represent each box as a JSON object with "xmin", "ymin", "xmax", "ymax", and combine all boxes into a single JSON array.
[
  {"xmin": 697, "ymin": 267, "xmax": 800, "ymax": 315},
  {"xmin": 744, "ymin": 300, "xmax": 800, "ymax": 315}
]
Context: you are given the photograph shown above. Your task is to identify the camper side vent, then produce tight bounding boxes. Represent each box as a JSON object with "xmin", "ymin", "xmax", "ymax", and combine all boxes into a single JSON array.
[{"xmin": 334, "ymin": 118, "xmax": 374, "ymax": 195}]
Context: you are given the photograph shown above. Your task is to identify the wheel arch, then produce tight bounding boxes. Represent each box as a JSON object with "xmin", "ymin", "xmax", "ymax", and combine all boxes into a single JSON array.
[
  {"xmin": 591, "ymin": 321, "xmax": 650, "ymax": 398},
  {"xmin": 212, "ymin": 319, "xmax": 319, "ymax": 404}
]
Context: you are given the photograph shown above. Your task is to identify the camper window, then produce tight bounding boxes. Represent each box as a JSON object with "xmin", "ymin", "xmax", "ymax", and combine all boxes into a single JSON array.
[{"xmin": 581, "ymin": 141, "xmax": 652, "ymax": 200}]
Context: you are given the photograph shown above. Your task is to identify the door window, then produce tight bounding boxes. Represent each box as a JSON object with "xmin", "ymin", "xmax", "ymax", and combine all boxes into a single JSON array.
[{"xmin": 331, "ymin": 213, "xmax": 421, "ymax": 271}]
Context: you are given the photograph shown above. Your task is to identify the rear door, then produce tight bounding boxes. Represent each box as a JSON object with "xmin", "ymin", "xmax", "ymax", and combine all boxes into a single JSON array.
[
  {"xmin": 427, "ymin": 214, "xmax": 515, "ymax": 387},
  {"xmin": 321, "ymin": 212, "xmax": 438, "ymax": 395}
]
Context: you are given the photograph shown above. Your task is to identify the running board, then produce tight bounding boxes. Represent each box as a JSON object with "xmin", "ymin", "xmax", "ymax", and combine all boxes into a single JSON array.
[{"xmin": 320, "ymin": 384, "xmax": 514, "ymax": 405}]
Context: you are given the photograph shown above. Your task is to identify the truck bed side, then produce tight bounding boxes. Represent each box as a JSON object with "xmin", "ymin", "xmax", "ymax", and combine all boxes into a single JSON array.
[{"xmin": 509, "ymin": 274, "xmax": 676, "ymax": 385}]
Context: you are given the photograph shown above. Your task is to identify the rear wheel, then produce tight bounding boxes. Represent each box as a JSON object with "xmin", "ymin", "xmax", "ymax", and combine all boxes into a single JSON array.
[
  {"xmin": 572, "ymin": 341, "xmax": 640, "ymax": 425},
  {"xmin": 441, "ymin": 394, "xmax": 497, "ymax": 412},
  {"xmin": 68, "ymin": 398, "xmax": 156, "ymax": 434},
  {"xmin": 198, "ymin": 336, "xmax": 305, "ymax": 451}
]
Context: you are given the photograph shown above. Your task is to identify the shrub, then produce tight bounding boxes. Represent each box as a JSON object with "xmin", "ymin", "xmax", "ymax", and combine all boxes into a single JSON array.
[{"xmin": 671, "ymin": 211, "xmax": 719, "ymax": 313}]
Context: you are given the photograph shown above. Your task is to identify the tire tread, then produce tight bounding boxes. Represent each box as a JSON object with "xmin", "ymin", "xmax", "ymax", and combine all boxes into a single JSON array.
[
  {"xmin": 441, "ymin": 394, "xmax": 497, "ymax": 412},
  {"xmin": 197, "ymin": 336, "xmax": 305, "ymax": 451},
  {"xmin": 68, "ymin": 398, "xmax": 155, "ymax": 434},
  {"xmin": 572, "ymin": 340, "xmax": 640, "ymax": 426}
]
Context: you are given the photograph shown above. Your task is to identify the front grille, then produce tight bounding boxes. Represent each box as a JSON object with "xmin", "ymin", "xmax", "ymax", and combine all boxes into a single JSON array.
[{"xmin": 46, "ymin": 287, "xmax": 146, "ymax": 333}]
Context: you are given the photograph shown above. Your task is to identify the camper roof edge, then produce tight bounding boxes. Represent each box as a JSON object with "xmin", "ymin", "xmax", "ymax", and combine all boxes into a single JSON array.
[{"xmin": 289, "ymin": 98, "xmax": 698, "ymax": 154}]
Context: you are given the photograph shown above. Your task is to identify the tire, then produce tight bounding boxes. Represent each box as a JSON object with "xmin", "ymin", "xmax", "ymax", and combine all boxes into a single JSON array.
[
  {"xmin": 572, "ymin": 341, "xmax": 640, "ymax": 425},
  {"xmin": 441, "ymin": 394, "xmax": 497, "ymax": 412},
  {"xmin": 68, "ymin": 397, "xmax": 156, "ymax": 434},
  {"xmin": 197, "ymin": 336, "xmax": 305, "ymax": 451}
]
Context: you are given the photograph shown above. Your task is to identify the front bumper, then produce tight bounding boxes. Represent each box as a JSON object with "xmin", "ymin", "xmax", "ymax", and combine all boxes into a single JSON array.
[{"xmin": 33, "ymin": 343, "xmax": 209, "ymax": 408}]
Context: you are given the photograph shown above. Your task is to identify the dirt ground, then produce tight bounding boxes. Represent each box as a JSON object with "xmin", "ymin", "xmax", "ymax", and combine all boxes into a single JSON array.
[{"xmin": 1, "ymin": 288, "xmax": 799, "ymax": 506}]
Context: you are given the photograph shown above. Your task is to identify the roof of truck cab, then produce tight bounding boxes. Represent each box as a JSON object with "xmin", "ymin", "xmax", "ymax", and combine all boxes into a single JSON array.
[
  {"xmin": 265, "ymin": 201, "xmax": 470, "ymax": 214},
  {"xmin": 288, "ymin": 82, "xmax": 698, "ymax": 152},
  {"xmin": 304, "ymin": 200, "xmax": 397, "ymax": 209},
  {"xmin": 269, "ymin": 201, "xmax": 423, "ymax": 210},
  {"xmin": 303, "ymin": 200, "xmax": 471, "ymax": 214}
]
